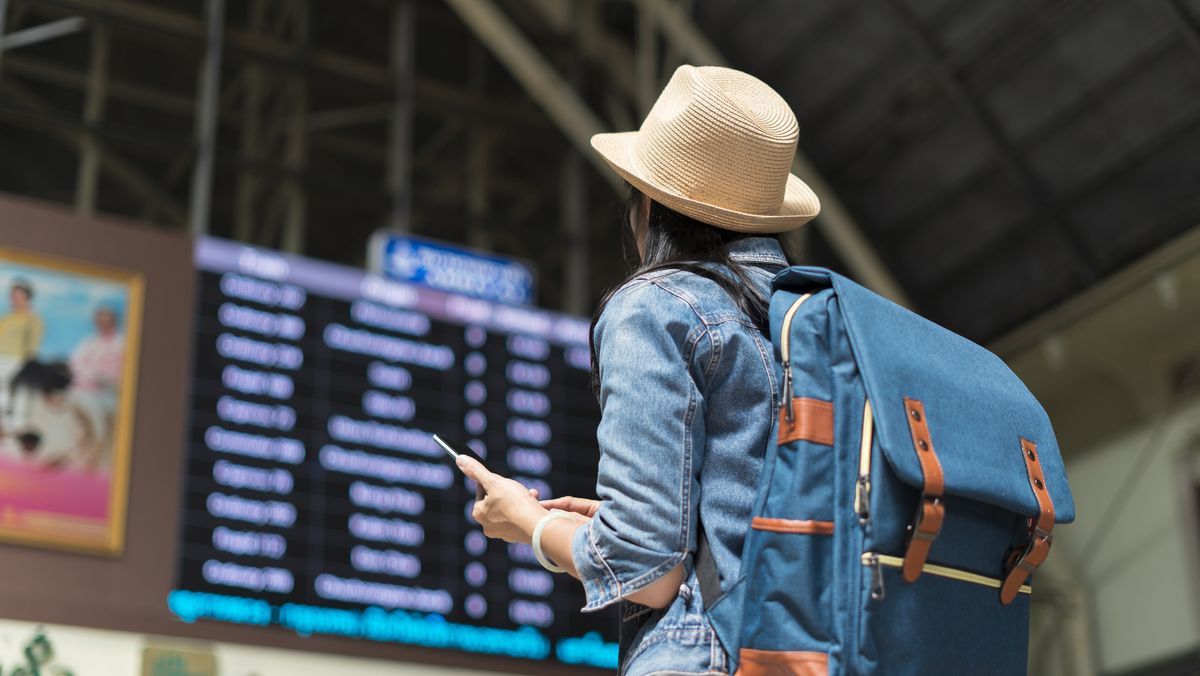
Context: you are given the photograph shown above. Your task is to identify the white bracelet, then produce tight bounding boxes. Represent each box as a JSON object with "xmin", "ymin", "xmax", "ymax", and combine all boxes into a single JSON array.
[{"xmin": 532, "ymin": 510, "xmax": 577, "ymax": 573}]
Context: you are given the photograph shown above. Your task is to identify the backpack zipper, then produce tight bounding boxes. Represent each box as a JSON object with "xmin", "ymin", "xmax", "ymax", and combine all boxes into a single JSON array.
[
  {"xmin": 861, "ymin": 552, "xmax": 1033, "ymax": 596},
  {"xmin": 854, "ymin": 398, "xmax": 874, "ymax": 524},
  {"xmin": 779, "ymin": 293, "xmax": 813, "ymax": 421},
  {"xmin": 866, "ymin": 553, "xmax": 886, "ymax": 600}
]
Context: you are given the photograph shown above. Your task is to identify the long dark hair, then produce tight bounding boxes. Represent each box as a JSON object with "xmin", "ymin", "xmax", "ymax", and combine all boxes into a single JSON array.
[{"xmin": 588, "ymin": 185, "xmax": 778, "ymax": 394}]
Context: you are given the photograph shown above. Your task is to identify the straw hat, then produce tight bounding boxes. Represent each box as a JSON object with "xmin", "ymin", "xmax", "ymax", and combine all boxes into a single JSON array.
[{"xmin": 591, "ymin": 65, "xmax": 820, "ymax": 233}]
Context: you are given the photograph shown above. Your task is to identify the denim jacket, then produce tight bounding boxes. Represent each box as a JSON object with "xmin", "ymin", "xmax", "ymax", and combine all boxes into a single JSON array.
[{"xmin": 571, "ymin": 237, "xmax": 787, "ymax": 675}]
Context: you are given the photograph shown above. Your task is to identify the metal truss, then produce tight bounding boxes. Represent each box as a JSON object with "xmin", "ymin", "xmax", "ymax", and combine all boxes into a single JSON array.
[{"xmin": 0, "ymin": 0, "xmax": 912, "ymax": 312}]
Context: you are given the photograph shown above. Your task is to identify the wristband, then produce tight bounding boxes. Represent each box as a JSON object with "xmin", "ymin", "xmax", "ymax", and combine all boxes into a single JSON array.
[{"xmin": 532, "ymin": 510, "xmax": 577, "ymax": 573}]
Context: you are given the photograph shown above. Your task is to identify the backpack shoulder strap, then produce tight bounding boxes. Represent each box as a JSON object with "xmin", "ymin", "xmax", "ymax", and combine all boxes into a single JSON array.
[
  {"xmin": 694, "ymin": 258, "xmax": 790, "ymax": 609},
  {"xmin": 695, "ymin": 531, "xmax": 722, "ymax": 607}
]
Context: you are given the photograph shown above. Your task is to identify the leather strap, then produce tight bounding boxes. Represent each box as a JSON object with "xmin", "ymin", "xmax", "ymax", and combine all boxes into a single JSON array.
[
  {"xmin": 737, "ymin": 648, "xmax": 828, "ymax": 676},
  {"xmin": 750, "ymin": 517, "xmax": 834, "ymax": 535},
  {"xmin": 777, "ymin": 397, "xmax": 835, "ymax": 446},
  {"xmin": 901, "ymin": 397, "xmax": 945, "ymax": 583},
  {"xmin": 1000, "ymin": 437, "xmax": 1055, "ymax": 605}
]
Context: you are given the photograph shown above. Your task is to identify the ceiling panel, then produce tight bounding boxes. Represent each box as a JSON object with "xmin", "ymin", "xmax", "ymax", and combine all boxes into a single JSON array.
[{"xmin": 696, "ymin": 0, "xmax": 1200, "ymax": 341}]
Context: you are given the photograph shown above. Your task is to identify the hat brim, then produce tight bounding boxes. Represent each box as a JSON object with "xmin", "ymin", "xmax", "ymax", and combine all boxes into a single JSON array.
[{"xmin": 591, "ymin": 131, "xmax": 820, "ymax": 234}]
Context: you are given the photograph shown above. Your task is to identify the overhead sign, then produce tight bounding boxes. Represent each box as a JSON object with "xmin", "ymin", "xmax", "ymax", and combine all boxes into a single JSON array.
[{"xmin": 369, "ymin": 232, "xmax": 535, "ymax": 306}]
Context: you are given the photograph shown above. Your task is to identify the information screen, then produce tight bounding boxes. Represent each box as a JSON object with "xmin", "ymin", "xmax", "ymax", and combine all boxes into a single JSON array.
[{"xmin": 169, "ymin": 238, "xmax": 618, "ymax": 669}]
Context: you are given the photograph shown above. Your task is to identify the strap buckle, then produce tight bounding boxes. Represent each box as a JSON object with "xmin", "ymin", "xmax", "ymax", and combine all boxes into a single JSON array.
[
  {"xmin": 901, "ymin": 494, "xmax": 944, "ymax": 582},
  {"xmin": 1003, "ymin": 527, "xmax": 1053, "ymax": 580},
  {"xmin": 1004, "ymin": 523, "xmax": 1053, "ymax": 573},
  {"xmin": 908, "ymin": 495, "xmax": 943, "ymax": 541},
  {"xmin": 1032, "ymin": 525, "xmax": 1053, "ymax": 547}
]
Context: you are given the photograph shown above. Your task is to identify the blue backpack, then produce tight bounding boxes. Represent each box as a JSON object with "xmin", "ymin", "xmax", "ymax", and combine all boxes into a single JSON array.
[{"xmin": 698, "ymin": 266, "xmax": 1076, "ymax": 675}]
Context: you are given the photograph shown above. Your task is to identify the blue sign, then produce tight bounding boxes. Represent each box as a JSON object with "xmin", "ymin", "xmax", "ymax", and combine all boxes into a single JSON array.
[{"xmin": 369, "ymin": 232, "xmax": 536, "ymax": 306}]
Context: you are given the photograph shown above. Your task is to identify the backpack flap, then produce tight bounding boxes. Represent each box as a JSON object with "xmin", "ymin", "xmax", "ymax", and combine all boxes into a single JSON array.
[{"xmin": 775, "ymin": 266, "xmax": 1074, "ymax": 601}]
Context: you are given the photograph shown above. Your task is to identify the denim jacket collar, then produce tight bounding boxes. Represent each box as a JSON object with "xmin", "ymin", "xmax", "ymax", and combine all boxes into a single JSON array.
[{"xmin": 727, "ymin": 236, "xmax": 789, "ymax": 269}]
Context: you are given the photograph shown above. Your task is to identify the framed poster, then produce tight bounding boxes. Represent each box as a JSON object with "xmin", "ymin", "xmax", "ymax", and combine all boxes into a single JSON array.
[{"xmin": 0, "ymin": 247, "xmax": 143, "ymax": 554}]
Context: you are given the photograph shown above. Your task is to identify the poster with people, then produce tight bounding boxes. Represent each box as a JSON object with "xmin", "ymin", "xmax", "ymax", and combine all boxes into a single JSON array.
[{"xmin": 0, "ymin": 248, "xmax": 143, "ymax": 554}]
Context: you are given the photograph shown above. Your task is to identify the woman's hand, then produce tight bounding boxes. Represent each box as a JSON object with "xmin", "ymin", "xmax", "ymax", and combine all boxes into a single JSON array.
[
  {"xmin": 457, "ymin": 455, "xmax": 548, "ymax": 544},
  {"xmin": 539, "ymin": 496, "xmax": 600, "ymax": 520}
]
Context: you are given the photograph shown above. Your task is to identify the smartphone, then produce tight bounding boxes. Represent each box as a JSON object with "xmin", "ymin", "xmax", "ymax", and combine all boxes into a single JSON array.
[{"xmin": 433, "ymin": 434, "xmax": 486, "ymax": 469}]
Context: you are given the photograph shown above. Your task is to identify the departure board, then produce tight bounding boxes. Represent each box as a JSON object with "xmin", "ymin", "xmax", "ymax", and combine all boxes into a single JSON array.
[{"xmin": 169, "ymin": 237, "xmax": 618, "ymax": 669}]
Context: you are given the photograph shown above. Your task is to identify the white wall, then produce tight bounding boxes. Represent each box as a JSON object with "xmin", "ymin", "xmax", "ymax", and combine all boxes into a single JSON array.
[
  {"xmin": 1008, "ymin": 247, "xmax": 1200, "ymax": 675},
  {"xmin": 1049, "ymin": 399, "xmax": 1200, "ymax": 673}
]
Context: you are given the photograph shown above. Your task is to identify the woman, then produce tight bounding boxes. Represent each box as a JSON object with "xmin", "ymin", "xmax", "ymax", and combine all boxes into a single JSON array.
[
  {"xmin": 0, "ymin": 279, "xmax": 43, "ymax": 424},
  {"xmin": 69, "ymin": 305, "xmax": 126, "ymax": 466},
  {"xmin": 458, "ymin": 65, "xmax": 820, "ymax": 674}
]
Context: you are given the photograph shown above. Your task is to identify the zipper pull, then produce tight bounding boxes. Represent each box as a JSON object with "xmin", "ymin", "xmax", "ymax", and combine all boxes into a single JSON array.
[
  {"xmin": 854, "ymin": 476, "xmax": 871, "ymax": 524},
  {"xmin": 781, "ymin": 365, "xmax": 794, "ymax": 422},
  {"xmin": 868, "ymin": 553, "xmax": 886, "ymax": 601}
]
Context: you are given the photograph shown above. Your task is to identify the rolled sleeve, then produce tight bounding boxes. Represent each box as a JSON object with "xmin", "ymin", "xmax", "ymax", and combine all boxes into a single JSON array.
[{"xmin": 570, "ymin": 280, "xmax": 711, "ymax": 611}]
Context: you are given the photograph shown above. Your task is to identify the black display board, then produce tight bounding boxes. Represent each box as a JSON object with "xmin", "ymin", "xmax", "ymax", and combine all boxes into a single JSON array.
[{"xmin": 169, "ymin": 238, "xmax": 617, "ymax": 668}]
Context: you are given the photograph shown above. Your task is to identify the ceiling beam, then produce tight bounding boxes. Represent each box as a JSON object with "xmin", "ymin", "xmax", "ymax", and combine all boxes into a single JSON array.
[
  {"xmin": 187, "ymin": 0, "xmax": 223, "ymax": 237},
  {"xmin": 0, "ymin": 16, "xmax": 87, "ymax": 51},
  {"xmin": 33, "ymin": 0, "xmax": 550, "ymax": 129},
  {"xmin": 1166, "ymin": 0, "xmax": 1200, "ymax": 62},
  {"xmin": 523, "ymin": 0, "xmax": 638, "ymax": 105},
  {"xmin": 3, "ymin": 52, "xmax": 548, "ymax": 135},
  {"xmin": 38, "ymin": 0, "xmax": 390, "ymax": 85},
  {"xmin": 990, "ymin": 222, "xmax": 1200, "ymax": 359},
  {"xmin": 0, "ymin": 78, "xmax": 187, "ymax": 224},
  {"xmin": 442, "ymin": 0, "xmax": 623, "ymax": 193},
  {"xmin": 644, "ymin": 0, "xmax": 912, "ymax": 307},
  {"xmin": 0, "ymin": 52, "xmax": 558, "ymax": 179}
]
